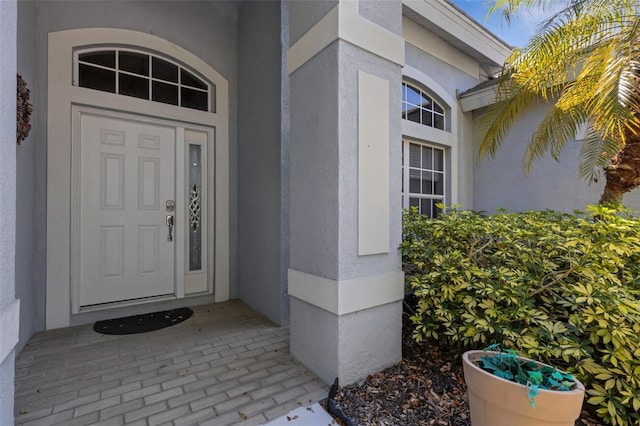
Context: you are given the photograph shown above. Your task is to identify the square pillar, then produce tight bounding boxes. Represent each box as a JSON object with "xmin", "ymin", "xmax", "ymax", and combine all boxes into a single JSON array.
[{"xmin": 287, "ymin": 0, "xmax": 405, "ymax": 385}]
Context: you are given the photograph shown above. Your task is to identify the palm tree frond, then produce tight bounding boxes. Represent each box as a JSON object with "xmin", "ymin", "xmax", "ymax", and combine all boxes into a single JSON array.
[
  {"xmin": 578, "ymin": 126, "xmax": 622, "ymax": 183},
  {"xmin": 523, "ymin": 104, "xmax": 588, "ymax": 172}
]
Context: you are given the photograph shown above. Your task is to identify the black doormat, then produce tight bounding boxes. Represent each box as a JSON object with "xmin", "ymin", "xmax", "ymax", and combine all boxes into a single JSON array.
[{"xmin": 93, "ymin": 307, "xmax": 193, "ymax": 335}]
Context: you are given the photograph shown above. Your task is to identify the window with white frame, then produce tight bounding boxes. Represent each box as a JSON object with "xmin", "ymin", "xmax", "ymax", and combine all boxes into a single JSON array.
[
  {"xmin": 402, "ymin": 141, "xmax": 446, "ymax": 218},
  {"xmin": 74, "ymin": 48, "xmax": 214, "ymax": 112},
  {"xmin": 402, "ymin": 81, "xmax": 445, "ymax": 130}
]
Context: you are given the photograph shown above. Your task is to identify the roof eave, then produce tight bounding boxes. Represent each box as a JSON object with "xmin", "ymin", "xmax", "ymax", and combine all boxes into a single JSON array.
[{"xmin": 402, "ymin": 0, "xmax": 513, "ymax": 68}]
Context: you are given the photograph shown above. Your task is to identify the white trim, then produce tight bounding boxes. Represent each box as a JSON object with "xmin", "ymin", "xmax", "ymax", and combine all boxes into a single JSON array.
[
  {"xmin": 402, "ymin": 65, "xmax": 459, "ymax": 204},
  {"xmin": 403, "ymin": 17, "xmax": 480, "ymax": 79},
  {"xmin": 403, "ymin": 0, "xmax": 512, "ymax": 67},
  {"xmin": 288, "ymin": 0, "xmax": 404, "ymax": 75},
  {"xmin": 0, "ymin": 299, "xmax": 19, "ymax": 364},
  {"xmin": 358, "ymin": 71, "xmax": 390, "ymax": 256},
  {"xmin": 459, "ymin": 84, "xmax": 497, "ymax": 112},
  {"xmin": 47, "ymin": 29, "xmax": 230, "ymax": 329},
  {"xmin": 288, "ymin": 269, "xmax": 404, "ymax": 316}
]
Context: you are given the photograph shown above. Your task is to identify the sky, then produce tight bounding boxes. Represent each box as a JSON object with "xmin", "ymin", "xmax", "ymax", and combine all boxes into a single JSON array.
[{"xmin": 451, "ymin": 0, "xmax": 565, "ymax": 47}]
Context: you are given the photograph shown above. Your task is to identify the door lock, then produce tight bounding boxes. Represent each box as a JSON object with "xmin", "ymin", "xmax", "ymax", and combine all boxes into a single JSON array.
[{"xmin": 166, "ymin": 215, "xmax": 174, "ymax": 242}]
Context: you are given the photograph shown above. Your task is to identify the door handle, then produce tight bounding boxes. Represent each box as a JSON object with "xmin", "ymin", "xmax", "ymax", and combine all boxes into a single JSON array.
[{"xmin": 166, "ymin": 215, "xmax": 174, "ymax": 242}]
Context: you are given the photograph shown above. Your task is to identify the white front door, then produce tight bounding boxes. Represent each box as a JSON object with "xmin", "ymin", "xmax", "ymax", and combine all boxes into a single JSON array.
[{"xmin": 78, "ymin": 112, "xmax": 176, "ymax": 306}]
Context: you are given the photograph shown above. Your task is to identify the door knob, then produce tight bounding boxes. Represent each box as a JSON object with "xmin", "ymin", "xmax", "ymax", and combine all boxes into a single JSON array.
[{"xmin": 166, "ymin": 215, "xmax": 174, "ymax": 242}]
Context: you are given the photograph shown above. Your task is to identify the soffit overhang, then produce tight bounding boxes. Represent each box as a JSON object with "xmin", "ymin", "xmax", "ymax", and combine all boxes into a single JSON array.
[{"xmin": 402, "ymin": 0, "xmax": 513, "ymax": 68}]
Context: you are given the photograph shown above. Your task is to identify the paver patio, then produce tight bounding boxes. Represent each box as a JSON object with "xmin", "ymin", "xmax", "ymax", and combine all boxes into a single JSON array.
[{"xmin": 14, "ymin": 300, "xmax": 328, "ymax": 426}]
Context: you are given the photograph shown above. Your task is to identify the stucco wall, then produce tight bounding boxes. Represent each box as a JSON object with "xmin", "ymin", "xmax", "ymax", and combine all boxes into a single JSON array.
[
  {"xmin": 473, "ymin": 102, "xmax": 640, "ymax": 212},
  {"xmin": 15, "ymin": 0, "xmax": 40, "ymax": 354},
  {"xmin": 360, "ymin": 0, "xmax": 402, "ymax": 36},
  {"xmin": 23, "ymin": 1, "xmax": 240, "ymax": 329},
  {"xmin": 288, "ymin": 0, "xmax": 338, "ymax": 44},
  {"xmin": 289, "ymin": 42, "xmax": 340, "ymax": 279},
  {"xmin": 237, "ymin": 0, "xmax": 287, "ymax": 325},
  {"xmin": 290, "ymin": 41, "xmax": 404, "ymax": 280},
  {"xmin": 403, "ymin": 43, "xmax": 482, "ymax": 211},
  {"xmin": 288, "ymin": 0, "xmax": 404, "ymax": 384},
  {"xmin": 0, "ymin": 0, "xmax": 18, "ymax": 421}
]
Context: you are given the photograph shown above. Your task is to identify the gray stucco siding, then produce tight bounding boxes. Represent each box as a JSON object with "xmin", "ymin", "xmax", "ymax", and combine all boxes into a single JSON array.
[
  {"xmin": 238, "ymin": 0, "xmax": 286, "ymax": 325},
  {"xmin": 336, "ymin": 41, "xmax": 403, "ymax": 280},
  {"xmin": 404, "ymin": 44, "xmax": 479, "ymax": 98},
  {"xmin": 289, "ymin": 42, "xmax": 341, "ymax": 280},
  {"xmin": 288, "ymin": 0, "xmax": 339, "ymax": 46},
  {"xmin": 359, "ymin": 0, "xmax": 403, "ymax": 36},
  {"xmin": 16, "ymin": 0, "xmax": 40, "ymax": 354},
  {"xmin": 473, "ymin": 102, "xmax": 640, "ymax": 212},
  {"xmin": 1, "ymin": 0, "xmax": 18, "ymax": 422}
]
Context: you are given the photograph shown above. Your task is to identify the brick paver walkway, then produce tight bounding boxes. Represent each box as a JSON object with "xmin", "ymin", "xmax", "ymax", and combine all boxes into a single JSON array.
[{"xmin": 14, "ymin": 300, "xmax": 327, "ymax": 426}]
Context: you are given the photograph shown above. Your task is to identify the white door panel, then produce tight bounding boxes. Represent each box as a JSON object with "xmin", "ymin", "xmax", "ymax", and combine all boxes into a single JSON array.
[{"xmin": 79, "ymin": 113, "xmax": 176, "ymax": 306}]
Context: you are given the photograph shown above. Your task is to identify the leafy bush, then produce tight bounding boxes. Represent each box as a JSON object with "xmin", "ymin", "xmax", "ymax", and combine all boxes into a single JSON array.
[{"xmin": 402, "ymin": 206, "xmax": 640, "ymax": 425}]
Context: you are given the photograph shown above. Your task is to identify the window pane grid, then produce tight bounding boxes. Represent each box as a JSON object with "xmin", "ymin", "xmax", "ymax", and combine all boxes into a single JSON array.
[
  {"xmin": 401, "ymin": 82, "xmax": 445, "ymax": 130},
  {"xmin": 77, "ymin": 48, "xmax": 213, "ymax": 112},
  {"xmin": 402, "ymin": 140, "xmax": 446, "ymax": 219}
]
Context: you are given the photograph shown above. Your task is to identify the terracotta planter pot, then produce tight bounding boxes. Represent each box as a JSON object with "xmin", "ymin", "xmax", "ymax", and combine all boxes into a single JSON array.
[{"xmin": 462, "ymin": 350, "xmax": 585, "ymax": 426}]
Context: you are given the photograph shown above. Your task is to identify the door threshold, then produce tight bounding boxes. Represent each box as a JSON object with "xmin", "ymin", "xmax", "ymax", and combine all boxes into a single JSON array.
[{"xmin": 79, "ymin": 294, "xmax": 176, "ymax": 313}]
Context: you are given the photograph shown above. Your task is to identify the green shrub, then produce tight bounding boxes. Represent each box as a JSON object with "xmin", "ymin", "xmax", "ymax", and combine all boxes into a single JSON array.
[{"xmin": 403, "ymin": 206, "xmax": 640, "ymax": 425}]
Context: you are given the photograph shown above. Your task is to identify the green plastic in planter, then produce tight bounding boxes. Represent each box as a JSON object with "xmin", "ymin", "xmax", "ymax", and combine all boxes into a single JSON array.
[{"xmin": 463, "ymin": 350, "xmax": 585, "ymax": 426}]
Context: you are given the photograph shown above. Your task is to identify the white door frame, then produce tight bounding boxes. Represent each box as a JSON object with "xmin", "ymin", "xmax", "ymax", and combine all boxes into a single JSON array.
[
  {"xmin": 70, "ymin": 105, "xmax": 215, "ymax": 312},
  {"xmin": 47, "ymin": 29, "xmax": 230, "ymax": 329}
]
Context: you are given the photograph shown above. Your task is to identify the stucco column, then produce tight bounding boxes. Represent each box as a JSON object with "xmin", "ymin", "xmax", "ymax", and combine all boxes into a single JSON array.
[
  {"xmin": 287, "ymin": 0, "xmax": 404, "ymax": 385},
  {"xmin": 0, "ymin": 0, "xmax": 19, "ymax": 422}
]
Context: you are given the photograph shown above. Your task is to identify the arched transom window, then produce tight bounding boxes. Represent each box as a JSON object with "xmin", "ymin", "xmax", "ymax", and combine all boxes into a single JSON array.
[
  {"xmin": 75, "ymin": 48, "xmax": 214, "ymax": 112},
  {"xmin": 402, "ymin": 81, "xmax": 445, "ymax": 130}
]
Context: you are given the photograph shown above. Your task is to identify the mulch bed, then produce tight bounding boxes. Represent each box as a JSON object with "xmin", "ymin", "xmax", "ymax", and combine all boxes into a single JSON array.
[{"xmin": 334, "ymin": 298, "xmax": 603, "ymax": 426}]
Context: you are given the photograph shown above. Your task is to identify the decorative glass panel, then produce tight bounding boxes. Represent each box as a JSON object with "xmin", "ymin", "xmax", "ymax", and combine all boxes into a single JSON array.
[{"xmin": 188, "ymin": 144, "xmax": 202, "ymax": 271}]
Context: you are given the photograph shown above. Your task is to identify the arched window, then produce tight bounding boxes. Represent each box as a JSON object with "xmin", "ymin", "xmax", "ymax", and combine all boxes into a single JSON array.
[
  {"xmin": 401, "ymin": 79, "xmax": 451, "ymax": 217},
  {"xmin": 75, "ymin": 48, "xmax": 214, "ymax": 112},
  {"xmin": 402, "ymin": 82, "xmax": 445, "ymax": 130}
]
